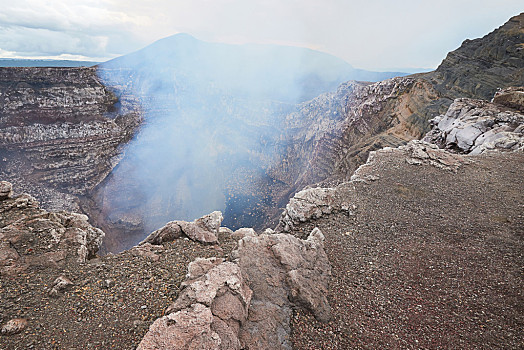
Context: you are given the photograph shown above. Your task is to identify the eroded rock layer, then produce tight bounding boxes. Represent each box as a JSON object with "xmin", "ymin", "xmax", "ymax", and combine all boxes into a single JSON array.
[
  {"xmin": 0, "ymin": 67, "xmax": 141, "ymax": 213},
  {"xmin": 0, "ymin": 180, "xmax": 104, "ymax": 276}
]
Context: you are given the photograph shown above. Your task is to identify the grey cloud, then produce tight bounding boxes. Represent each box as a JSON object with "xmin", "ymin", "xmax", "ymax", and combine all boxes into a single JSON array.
[
  {"xmin": 0, "ymin": 26, "xmax": 110, "ymax": 57},
  {"xmin": 0, "ymin": 0, "xmax": 522, "ymax": 69},
  {"xmin": 0, "ymin": 0, "xmax": 148, "ymax": 58}
]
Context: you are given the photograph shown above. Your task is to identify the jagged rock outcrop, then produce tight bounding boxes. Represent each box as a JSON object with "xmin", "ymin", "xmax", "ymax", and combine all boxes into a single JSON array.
[
  {"xmin": 424, "ymin": 90, "xmax": 524, "ymax": 154},
  {"xmin": 0, "ymin": 181, "xmax": 104, "ymax": 276},
  {"xmin": 0, "ymin": 181, "xmax": 12, "ymax": 199},
  {"xmin": 235, "ymin": 228, "xmax": 331, "ymax": 349},
  {"xmin": 275, "ymin": 187, "xmax": 339, "ymax": 232},
  {"xmin": 139, "ymin": 227, "xmax": 331, "ymax": 350},
  {"xmin": 140, "ymin": 211, "xmax": 223, "ymax": 245},
  {"xmin": 0, "ymin": 67, "xmax": 141, "ymax": 214},
  {"xmin": 138, "ymin": 257, "xmax": 252, "ymax": 350}
]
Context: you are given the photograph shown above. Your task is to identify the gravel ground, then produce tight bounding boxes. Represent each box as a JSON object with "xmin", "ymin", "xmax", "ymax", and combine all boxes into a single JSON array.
[
  {"xmin": 290, "ymin": 151, "xmax": 524, "ymax": 349},
  {"xmin": 0, "ymin": 232, "xmax": 238, "ymax": 349}
]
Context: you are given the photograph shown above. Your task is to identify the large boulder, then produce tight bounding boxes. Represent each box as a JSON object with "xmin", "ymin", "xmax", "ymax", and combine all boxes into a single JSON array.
[{"xmin": 236, "ymin": 228, "xmax": 331, "ymax": 349}]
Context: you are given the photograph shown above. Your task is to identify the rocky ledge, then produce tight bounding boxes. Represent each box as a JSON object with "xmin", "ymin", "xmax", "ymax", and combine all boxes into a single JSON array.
[
  {"xmin": 279, "ymin": 89, "xmax": 524, "ymax": 231},
  {"xmin": 0, "ymin": 181, "xmax": 104, "ymax": 276},
  {"xmin": 0, "ymin": 179, "xmax": 331, "ymax": 349},
  {"xmin": 138, "ymin": 219, "xmax": 331, "ymax": 349}
]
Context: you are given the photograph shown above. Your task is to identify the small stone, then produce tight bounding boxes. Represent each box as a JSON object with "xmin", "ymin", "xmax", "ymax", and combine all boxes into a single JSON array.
[
  {"xmin": 103, "ymin": 279, "xmax": 115, "ymax": 289},
  {"xmin": 1, "ymin": 318, "xmax": 28, "ymax": 335},
  {"xmin": 53, "ymin": 276, "xmax": 74, "ymax": 291},
  {"xmin": 49, "ymin": 276, "xmax": 74, "ymax": 297},
  {"xmin": 0, "ymin": 181, "xmax": 13, "ymax": 200}
]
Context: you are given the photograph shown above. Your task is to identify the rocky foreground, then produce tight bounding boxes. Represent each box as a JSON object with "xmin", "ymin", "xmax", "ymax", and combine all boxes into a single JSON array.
[
  {"xmin": 0, "ymin": 181, "xmax": 331, "ymax": 349},
  {"xmin": 0, "ymin": 88, "xmax": 523, "ymax": 349},
  {"xmin": 286, "ymin": 145, "xmax": 523, "ymax": 349}
]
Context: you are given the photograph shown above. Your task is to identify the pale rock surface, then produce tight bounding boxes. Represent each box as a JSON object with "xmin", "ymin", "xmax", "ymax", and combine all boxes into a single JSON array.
[
  {"xmin": 48, "ymin": 275, "xmax": 74, "ymax": 297},
  {"xmin": 195, "ymin": 211, "xmax": 223, "ymax": 234},
  {"xmin": 276, "ymin": 187, "xmax": 337, "ymax": 232},
  {"xmin": 399, "ymin": 140, "xmax": 469, "ymax": 171},
  {"xmin": 231, "ymin": 227, "xmax": 257, "ymax": 239},
  {"xmin": 137, "ymin": 303, "xmax": 221, "ymax": 350},
  {"xmin": 141, "ymin": 211, "xmax": 224, "ymax": 245},
  {"xmin": 1, "ymin": 318, "xmax": 28, "ymax": 335},
  {"xmin": 424, "ymin": 97, "xmax": 524, "ymax": 154},
  {"xmin": 236, "ymin": 228, "xmax": 331, "ymax": 349}
]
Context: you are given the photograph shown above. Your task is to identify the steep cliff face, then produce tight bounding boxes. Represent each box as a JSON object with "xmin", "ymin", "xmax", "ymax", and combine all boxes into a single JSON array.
[
  {"xmin": 265, "ymin": 13, "xmax": 523, "ymax": 222},
  {"xmin": 0, "ymin": 67, "xmax": 141, "ymax": 212},
  {"xmin": 263, "ymin": 77, "xmax": 444, "ymax": 223},
  {"xmin": 270, "ymin": 78, "xmax": 440, "ymax": 185}
]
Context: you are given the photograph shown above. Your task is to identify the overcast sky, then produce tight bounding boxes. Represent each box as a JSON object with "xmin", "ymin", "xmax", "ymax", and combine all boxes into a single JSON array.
[{"xmin": 0, "ymin": 0, "xmax": 521, "ymax": 70}]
